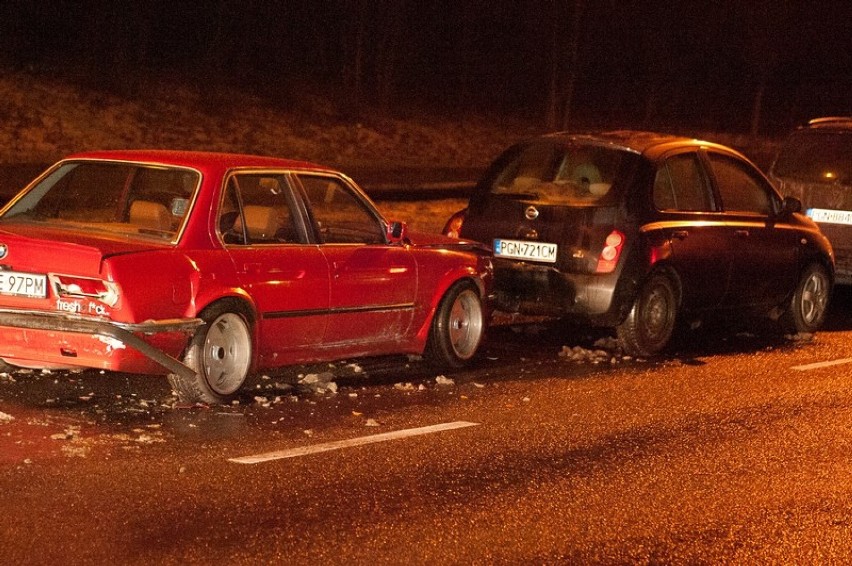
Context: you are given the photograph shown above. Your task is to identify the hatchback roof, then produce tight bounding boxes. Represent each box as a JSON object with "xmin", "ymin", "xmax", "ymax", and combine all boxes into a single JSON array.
[{"xmin": 541, "ymin": 130, "xmax": 737, "ymax": 161}]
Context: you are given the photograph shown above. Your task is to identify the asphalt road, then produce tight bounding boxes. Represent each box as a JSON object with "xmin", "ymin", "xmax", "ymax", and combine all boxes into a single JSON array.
[{"xmin": 3, "ymin": 288, "xmax": 852, "ymax": 564}]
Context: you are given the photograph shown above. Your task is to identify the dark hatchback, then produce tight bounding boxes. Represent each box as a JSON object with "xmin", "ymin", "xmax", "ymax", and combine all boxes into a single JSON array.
[{"xmin": 444, "ymin": 131, "xmax": 835, "ymax": 356}]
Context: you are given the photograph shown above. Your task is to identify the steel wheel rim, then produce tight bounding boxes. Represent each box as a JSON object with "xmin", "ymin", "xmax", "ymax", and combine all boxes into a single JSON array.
[
  {"xmin": 643, "ymin": 284, "xmax": 673, "ymax": 342},
  {"xmin": 448, "ymin": 289, "xmax": 483, "ymax": 360},
  {"xmin": 202, "ymin": 313, "xmax": 251, "ymax": 396},
  {"xmin": 801, "ymin": 271, "xmax": 828, "ymax": 324}
]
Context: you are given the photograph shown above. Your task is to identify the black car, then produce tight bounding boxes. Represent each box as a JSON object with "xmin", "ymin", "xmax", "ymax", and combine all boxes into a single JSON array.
[
  {"xmin": 444, "ymin": 131, "xmax": 835, "ymax": 356},
  {"xmin": 769, "ymin": 117, "xmax": 852, "ymax": 283}
]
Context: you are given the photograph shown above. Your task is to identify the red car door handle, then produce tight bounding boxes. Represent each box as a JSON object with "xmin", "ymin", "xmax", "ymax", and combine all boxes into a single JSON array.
[
  {"xmin": 672, "ymin": 230, "xmax": 688, "ymax": 240},
  {"xmin": 242, "ymin": 263, "xmax": 261, "ymax": 274},
  {"xmin": 735, "ymin": 229, "xmax": 750, "ymax": 237}
]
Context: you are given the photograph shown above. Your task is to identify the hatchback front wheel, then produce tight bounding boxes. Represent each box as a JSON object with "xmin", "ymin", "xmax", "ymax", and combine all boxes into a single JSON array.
[{"xmin": 781, "ymin": 263, "xmax": 830, "ymax": 335}]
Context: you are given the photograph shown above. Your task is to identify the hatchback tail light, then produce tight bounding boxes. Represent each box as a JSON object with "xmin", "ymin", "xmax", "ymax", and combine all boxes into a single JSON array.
[
  {"xmin": 442, "ymin": 209, "xmax": 468, "ymax": 238},
  {"xmin": 595, "ymin": 230, "xmax": 625, "ymax": 274},
  {"xmin": 49, "ymin": 274, "xmax": 121, "ymax": 307}
]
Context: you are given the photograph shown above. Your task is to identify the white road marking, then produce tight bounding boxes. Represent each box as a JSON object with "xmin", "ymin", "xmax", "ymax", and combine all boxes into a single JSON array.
[
  {"xmin": 229, "ymin": 420, "xmax": 480, "ymax": 464},
  {"xmin": 791, "ymin": 357, "xmax": 852, "ymax": 371}
]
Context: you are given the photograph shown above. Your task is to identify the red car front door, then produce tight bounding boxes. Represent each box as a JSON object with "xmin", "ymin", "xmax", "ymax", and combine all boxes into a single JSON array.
[
  {"xmin": 295, "ymin": 173, "xmax": 417, "ymax": 347},
  {"xmin": 321, "ymin": 244, "xmax": 417, "ymax": 346}
]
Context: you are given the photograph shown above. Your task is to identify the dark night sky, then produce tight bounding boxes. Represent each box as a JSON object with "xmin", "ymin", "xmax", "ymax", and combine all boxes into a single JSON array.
[{"xmin": 1, "ymin": 1, "xmax": 850, "ymax": 134}]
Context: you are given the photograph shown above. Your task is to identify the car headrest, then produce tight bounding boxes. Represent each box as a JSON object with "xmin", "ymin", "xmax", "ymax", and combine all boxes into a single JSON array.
[{"xmin": 129, "ymin": 200, "xmax": 171, "ymax": 231}]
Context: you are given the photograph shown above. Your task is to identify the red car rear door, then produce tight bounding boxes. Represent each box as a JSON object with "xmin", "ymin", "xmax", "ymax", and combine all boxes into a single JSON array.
[{"xmin": 220, "ymin": 173, "xmax": 330, "ymax": 366}]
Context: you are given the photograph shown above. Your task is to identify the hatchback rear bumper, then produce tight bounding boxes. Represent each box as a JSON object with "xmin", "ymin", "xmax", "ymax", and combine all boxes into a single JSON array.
[
  {"xmin": 492, "ymin": 261, "xmax": 627, "ymax": 325},
  {"xmin": 0, "ymin": 309, "xmax": 203, "ymax": 380}
]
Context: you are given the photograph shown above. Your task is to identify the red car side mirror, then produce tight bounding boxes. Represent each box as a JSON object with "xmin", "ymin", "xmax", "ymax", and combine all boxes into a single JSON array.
[{"xmin": 386, "ymin": 220, "xmax": 408, "ymax": 244}]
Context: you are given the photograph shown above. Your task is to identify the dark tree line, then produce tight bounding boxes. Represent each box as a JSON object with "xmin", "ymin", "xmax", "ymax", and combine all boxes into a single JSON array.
[{"xmin": 0, "ymin": 0, "xmax": 849, "ymax": 133}]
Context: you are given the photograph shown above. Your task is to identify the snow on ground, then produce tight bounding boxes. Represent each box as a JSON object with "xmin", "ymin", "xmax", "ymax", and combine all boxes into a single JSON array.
[
  {"xmin": 0, "ymin": 70, "xmax": 778, "ymax": 170},
  {"xmin": 0, "ymin": 71, "xmax": 531, "ymax": 169}
]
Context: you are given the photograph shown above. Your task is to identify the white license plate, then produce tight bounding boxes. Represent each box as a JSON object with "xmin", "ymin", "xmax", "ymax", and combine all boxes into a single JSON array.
[
  {"xmin": 493, "ymin": 239, "xmax": 558, "ymax": 263},
  {"xmin": 0, "ymin": 270, "xmax": 48, "ymax": 298},
  {"xmin": 807, "ymin": 208, "xmax": 852, "ymax": 225}
]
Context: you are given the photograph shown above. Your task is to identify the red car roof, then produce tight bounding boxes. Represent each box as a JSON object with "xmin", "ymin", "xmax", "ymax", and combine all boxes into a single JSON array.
[{"xmin": 63, "ymin": 149, "xmax": 329, "ymax": 172}]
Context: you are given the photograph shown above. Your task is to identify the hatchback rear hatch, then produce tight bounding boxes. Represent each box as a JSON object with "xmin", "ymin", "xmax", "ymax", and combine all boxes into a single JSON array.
[{"xmin": 461, "ymin": 137, "xmax": 638, "ymax": 275}]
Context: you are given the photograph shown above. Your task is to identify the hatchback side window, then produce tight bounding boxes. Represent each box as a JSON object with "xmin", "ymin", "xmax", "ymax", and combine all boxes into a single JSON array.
[
  {"xmin": 298, "ymin": 175, "xmax": 385, "ymax": 244},
  {"xmin": 219, "ymin": 174, "xmax": 301, "ymax": 245},
  {"xmin": 708, "ymin": 154, "xmax": 774, "ymax": 215},
  {"xmin": 653, "ymin": 153, "xmax": 714, "ymax": 211}
]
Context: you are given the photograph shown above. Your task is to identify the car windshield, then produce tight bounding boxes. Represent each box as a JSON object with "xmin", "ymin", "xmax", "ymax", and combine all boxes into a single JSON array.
[
  {"xmin": 0, "ymin": 161, "xmax": 200, "ymax": 241},
  {"xmin": 773, "ymin": 131, "xmax": 852, "ymax": 185},
  {"xmin": 486, "ymin": 140, "xmax": 629, "ymax": 206}
]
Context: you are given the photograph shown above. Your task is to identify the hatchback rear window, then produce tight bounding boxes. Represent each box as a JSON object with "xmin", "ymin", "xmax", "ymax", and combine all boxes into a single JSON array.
[
  {"xmin": 486, "ymin": 140, "xmax": 630, "ymax": 206},
  {"xmin": 773, "ymin": 131, "xmax": 852, "ymax": 185}
]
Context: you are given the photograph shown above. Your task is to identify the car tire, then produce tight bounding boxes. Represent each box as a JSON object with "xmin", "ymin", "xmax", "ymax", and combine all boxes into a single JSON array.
[
  {"xmin": 425, "ymin": 281, "xmax": 485, "ymax": 368},
  {"xmin": 780, "ymin": 263, "xmax": 830, "ymax": 335},
  {"xmin": 617, "ymin": 273, "xmax": 678, "ymax": 357},
  {"xmin": 168, "ymin": 302, "xmax": 253, "ymax": 404}
]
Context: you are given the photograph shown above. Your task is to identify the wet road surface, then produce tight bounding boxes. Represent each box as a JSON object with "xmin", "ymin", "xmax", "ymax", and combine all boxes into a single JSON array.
[{"xmin": 3, "ymin": 290, "xmax": 852, "ymax": 563}]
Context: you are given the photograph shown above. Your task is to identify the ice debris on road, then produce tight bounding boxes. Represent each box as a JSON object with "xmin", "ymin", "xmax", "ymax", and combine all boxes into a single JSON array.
[
  {"xmin": 435, "ymin": 375, "xmax": 455, "ymax": 386},
  {"xmin": 0, "ymin": 411, "xmax": 14, "ymax": 423},
  {"xmin": 298, "ymin": 372, "xmax": 338, "ymax": 395},
  {"xmin": 394, "ymin": 382, "xmax": 427, "ymax": 391},
  {"xmin": 559, "ymin": 337, "xmax": 635, "ymax": 364}
]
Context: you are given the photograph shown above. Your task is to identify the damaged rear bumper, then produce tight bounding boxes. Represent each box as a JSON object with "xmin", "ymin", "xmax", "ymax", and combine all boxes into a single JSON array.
[{"xmin": 0, "ymin": 309, "xmax": 203, "ymax": 380}]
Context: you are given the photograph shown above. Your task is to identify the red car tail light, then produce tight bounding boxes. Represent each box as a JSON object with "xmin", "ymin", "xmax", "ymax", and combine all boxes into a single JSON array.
[
  {"xmin": 49, "ymin": 274, "xmax": 121, "ymax": 307},
  {"xmin": 596, "ymin": 230, "xmax": 625, "ymax": 274},
  {"xmin": 442, "ymin": 209, "xmax": 468, "ymax": 238}
]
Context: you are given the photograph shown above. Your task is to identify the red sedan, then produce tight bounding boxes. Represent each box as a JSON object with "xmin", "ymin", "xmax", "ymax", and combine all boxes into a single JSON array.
[{"xmin": 0, "ymin": 150, "xmax": 492, "ymax": 403}]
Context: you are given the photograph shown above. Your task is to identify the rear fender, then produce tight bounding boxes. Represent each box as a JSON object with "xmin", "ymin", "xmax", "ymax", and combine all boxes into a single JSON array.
[
  {"xmin": 611, "ymin": 255, "xmax": 683, "ymax": 327},
  {"xmin": 185, "ymin": 290, "xmax": 260, "ymax": 369}
]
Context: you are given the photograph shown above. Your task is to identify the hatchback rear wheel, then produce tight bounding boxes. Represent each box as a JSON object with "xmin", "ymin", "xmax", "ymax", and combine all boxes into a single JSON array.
[{"xmin": 617, "ymin": 273, "xmax": 678, "ymax": 357}]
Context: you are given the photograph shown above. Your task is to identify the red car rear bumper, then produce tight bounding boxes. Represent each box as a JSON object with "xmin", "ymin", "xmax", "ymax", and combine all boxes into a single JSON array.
[{"xmin": 0, "ymin": 309, "xmax": 202, "ymax": 379}]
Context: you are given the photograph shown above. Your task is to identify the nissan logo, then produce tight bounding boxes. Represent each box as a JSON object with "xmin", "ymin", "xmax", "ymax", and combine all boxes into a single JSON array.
[
  {"xmin": 0, "ymin": 244, "xmax": 7, "ymax": 259},
  {"xmin": 524, "ymin": 206, "xmax": 539, "ymax": 220}
]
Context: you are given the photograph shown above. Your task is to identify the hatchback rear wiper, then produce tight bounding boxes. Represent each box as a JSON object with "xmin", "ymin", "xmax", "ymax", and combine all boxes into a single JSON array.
[{"xmin": 493, "ymin": 192, "xmax": 539, "ymax": 200}]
